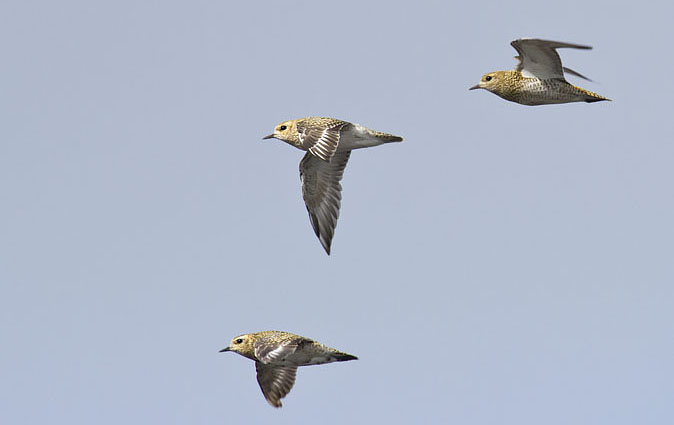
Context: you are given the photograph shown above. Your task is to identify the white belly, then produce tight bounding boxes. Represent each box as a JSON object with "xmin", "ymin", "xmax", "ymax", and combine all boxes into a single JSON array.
[{"xmin": 337, "ymin": 124, "xmax": 387, "ymax": 151}]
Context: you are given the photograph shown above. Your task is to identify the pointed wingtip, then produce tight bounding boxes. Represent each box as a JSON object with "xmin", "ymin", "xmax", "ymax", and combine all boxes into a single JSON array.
[
  {"xmin": 563, "ymin": 66, "xmax": 593, "ymax": 82},
  {"xmin": 306, "ymin": 208, "xmax": 333, "ymax": 255}
]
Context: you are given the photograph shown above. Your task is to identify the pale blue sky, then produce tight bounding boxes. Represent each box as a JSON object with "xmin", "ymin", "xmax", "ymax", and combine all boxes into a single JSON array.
[{"xmin": 1, "ymin": 1, "xmax": 673, "ymax": 424}]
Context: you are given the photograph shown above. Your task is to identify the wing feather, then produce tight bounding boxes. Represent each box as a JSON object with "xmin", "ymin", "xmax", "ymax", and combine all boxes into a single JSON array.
[
  {"xmin": 512, "ymin": 38, "xmax": 592, "ymax": 80},
  {"xmin": 254, "ymin": 337, "xmax": 300, "ymax": 363},
  {"xmin": 299, "ymin": 151, "xmax": 351, "ymax": 255},
  {"xmin": 562, "ymin": 66, "xmax": 593, "ymax": 82},
  {"xmin": 297, "ymin": 120, "xmax": 348, "ymax": 161},
  {"xmin": 255, "ymin": 363, "xmax": 297, "ymax": 408}
]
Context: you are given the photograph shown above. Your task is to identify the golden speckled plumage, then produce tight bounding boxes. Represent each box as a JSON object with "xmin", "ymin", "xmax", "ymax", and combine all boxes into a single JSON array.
[
  {"xmin": 264, "ymin": 117, "xmax": 401, "ymax": 151},
  {"xmin": 220, "ymin": 331, "xmax": 357, "ymax": 407},
  {"xmin": 262, "ymin": 117, "xmax": 403, "ymax": 254},
  {"xmin": 470, "ymin": 38, "xmax": 610, "ymax": 106}
]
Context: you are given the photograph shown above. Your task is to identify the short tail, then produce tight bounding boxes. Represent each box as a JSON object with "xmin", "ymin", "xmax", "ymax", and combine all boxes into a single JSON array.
[
  {"xmin": 579, "ymin": 87, "xmax": 611, "ymax": 103},
  {"xmin": 373, "ymin": 130, "xmax": 403, "ymax": 142},
  {"xmin": 380, "ymin": 134, "xmax": 403, "ymax": 143},
  {"xmin": 335, "ymin": 353, "xmax": 358, "ymax": 362},
  {"xmin": 585, "ymin": 96, "xmax": 611, "ymax": 103}
]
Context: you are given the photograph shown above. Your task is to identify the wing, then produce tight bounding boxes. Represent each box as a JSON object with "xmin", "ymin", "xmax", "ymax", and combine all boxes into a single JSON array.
[
  {"xmin": 297, "ymin": 119, "xmax": 348, "ymax": 161},
  {"xmin": 299, "ymin": 151, "xmax": 351, "ymax": 255},
  {"xmin": 511, "ymin": 38, "xmax": 592, "ymax": 80},
  {"xmin": 562, "ymin": 66, "xmax": 593, "ymax": 82},
  {"xmin": 254, "ymin": 336, "xmax": 301, "ymax": 363},
  {"xmin": 255, "ymin": 363, "xmax": 297, "ymax": 408}
]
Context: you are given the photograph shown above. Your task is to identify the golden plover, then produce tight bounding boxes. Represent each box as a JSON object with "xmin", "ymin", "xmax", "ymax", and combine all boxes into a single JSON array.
[
  {"xmin": 263, "ymin": 117, "xmax": 402, "ymax": 254},
  {"xmin": 220, "ymin": 330, "xmax": 358, "ymax": 407},
  {"xmin": 469, "ymin": 38, "xmax": 610, "ymax": 105}
]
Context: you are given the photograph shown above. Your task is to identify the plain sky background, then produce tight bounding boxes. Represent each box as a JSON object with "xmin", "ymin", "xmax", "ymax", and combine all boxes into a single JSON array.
[{"xmin": 2, "ymin": 0, "xmax": 673, "ymax": 424}]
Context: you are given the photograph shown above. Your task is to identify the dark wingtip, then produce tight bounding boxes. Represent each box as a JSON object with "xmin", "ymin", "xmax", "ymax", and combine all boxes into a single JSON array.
[
  {"xmin": 585, "ymin": 97, "xmax": 610, "ymax": 103},
  {"xmin": 321, "ymin": 237, "xmax": 331, "ymax": 255},
  {"xmin": 307, "ymin": 209, "xmax": 332, "ymax": 255}
]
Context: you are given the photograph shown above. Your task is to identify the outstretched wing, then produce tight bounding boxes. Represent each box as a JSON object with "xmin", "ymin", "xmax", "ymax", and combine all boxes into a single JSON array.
[
  {"xmin": 562, "ymin": 66, "xmax": 593, "ymax": 82},
  {"xmin": 254, "ymin": 336, "xmax": 302, "ymax": 363},
  {"xmin": 512, "ymin": 38, "xmax": 592, "ymax": 80},
  {"xmin": 299, "ymin": 151, "xmax": 351, "ymax": 255},
  {"xmin": 297, "ymin": 118, "xmax": 348, "ymax": 161},
  {"xmin": 255, "ymin": 363, "xmax": 297, "ymax": 408}
]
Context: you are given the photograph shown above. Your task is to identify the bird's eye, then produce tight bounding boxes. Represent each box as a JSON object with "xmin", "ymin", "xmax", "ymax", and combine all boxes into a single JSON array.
[
  {"xmin": 279, "ymin": 125, "xmax": 287, "ymax": 131},
  {"xmin": 485, "ymin": 76, "xmax": 492, "ymax": 82},
  {"xmin": 235, "ymin": 338, "xmax": 243, "ymax": 344}
]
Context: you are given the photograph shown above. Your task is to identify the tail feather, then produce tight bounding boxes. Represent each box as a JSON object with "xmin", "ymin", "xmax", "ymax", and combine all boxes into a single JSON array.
[
  {"xmin": 335, "ymin": 353, "xmax": 358, "ymax": 362},
  {"xmin": 577, "ymin": 86, "xmax": 611, "ymax": 103},
  {"xmin": 380, "ymin": 134, "xmax": 403, "ymax": 143},
  {"xmin": 369, "ymin": 129, "xmax": 403, "ymax": 143}
]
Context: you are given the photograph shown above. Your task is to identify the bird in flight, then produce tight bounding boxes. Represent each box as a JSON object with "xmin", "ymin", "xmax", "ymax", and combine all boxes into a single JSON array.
[
  {"xmin": 220, "ymin": 330, "xmax": 358, "ymax": 407},
  {"xmin": 470, "ymin": 38, "xmax": 610, "ymax": 105},
  {"xmin": 263, "ymin": 117, "xmax": 402, "ymax": 254}
]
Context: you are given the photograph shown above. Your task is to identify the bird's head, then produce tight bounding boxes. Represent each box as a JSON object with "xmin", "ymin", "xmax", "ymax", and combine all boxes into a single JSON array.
[
  {"xmin": 469, "ymin": 72, "xmax": 503, "ymax": 92},
  {"xmin": 220, "ymin": 333, "xmax": 256, "ymax": 359},
  {"xmin": 262, "ymin": 120, "xmax": 299, "ymax": 144}
]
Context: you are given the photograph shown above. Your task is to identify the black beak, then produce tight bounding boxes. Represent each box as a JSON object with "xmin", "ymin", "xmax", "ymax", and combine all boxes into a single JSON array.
[
  {"xmin": 219, "ymin": 347, "xmax": 231, "ymax": 353},
  {"xmin": 262, "ymin": 134, "xmax": 274, "ymax": 140},
  {"xmin": 469, "ymin": 84, "xmax": 481, "ymax": 91}
]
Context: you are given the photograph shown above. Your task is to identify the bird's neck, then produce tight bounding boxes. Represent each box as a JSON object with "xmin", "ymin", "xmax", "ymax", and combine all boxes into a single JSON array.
[{"xmin": 495, "ymin": 70, "xmax": 525, "ymax": 102}]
